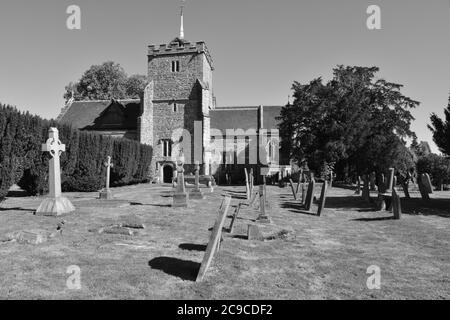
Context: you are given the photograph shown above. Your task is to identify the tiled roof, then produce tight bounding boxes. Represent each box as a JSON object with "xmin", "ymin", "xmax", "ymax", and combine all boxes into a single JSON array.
[
  {"xmin": 57, "ymin": 99, "xmax": 140, "ymax": 130},
  {"xmin": 210, "ymin": 106, "xmax": 283, "ymax": 133}
]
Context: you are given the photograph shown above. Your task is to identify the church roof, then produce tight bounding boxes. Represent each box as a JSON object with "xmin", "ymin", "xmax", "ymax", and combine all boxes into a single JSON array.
[
  {"xmin": 57, "ymin": 99, "xmax": 140, "ymax": 130},
  {"xmin": 210, "ymin": 106, "xmax": 283, "ymax": 133}
]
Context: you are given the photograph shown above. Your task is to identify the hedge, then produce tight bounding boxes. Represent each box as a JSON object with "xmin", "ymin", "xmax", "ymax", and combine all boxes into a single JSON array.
[{"xmin": 0, "ymin": 103, "xmax": 152, "ymax": 200}]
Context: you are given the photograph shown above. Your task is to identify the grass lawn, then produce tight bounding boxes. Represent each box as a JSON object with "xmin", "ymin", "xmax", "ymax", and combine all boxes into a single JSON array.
[{"xmin": 0, "ymin": 183, "xmax": 449, "ymax": 299}]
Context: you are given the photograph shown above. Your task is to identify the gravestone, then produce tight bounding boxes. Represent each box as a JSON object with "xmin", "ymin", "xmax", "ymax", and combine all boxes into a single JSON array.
[
  {"xmin": 422, "ymin": 173, "xmax": 433, "ymax": 194},
  {"xmin": 36, "ymin": 127, "xmax": 75, "ymax": 216},
  {"xmin": 317, "ymin": 181, "xmax": 328, "ymax": 216},
  {"xmin": 256, "ymin": 185, "xmax": 271, "ymax": 223},
  {"xmin": 247, "ymin": 224, "xmax": 264, "ymax": 241},
  {"xmin": 418, "ymin": 173, "xmax": 431, "ymax": 201},
  {"xmin": 249, "ymin": 168, "xmax": 254, "ymax": 196},
  {"xmin": 289, "ymin": 179, "xmax": 297, "ymax": 200},
  {"xmin": 189, "ymin": 161, "xmax": 204, "ymax": 200},
  {"xmin": 392, "ymin": 188, "xmax": 402, "ymax": 220},
  {"xmin": 196, "ymin": 196, "xmax": 232, "ymax": 282},
  {"xmin": 99, "ymin": 156, "xmax": 114, "ymax": 200},
  {"xmin": 304, "ymin": 179, "xmax": 316, "ymax": 212},
  {"xmin": 244, "ymin": 168, "xmax": 250, "ymax": 200},
  {"xmin": 173, "ymin": 159, "xmax": 188, "ymax": 208},
  {"xmin": 370, "ymin": 172, "xmax": 377, "ymax": 191},
  {"xmin": 355, "ymin": 176, "xmax": 362, "ymax": 195},
  {"xmin": 386, "ymin": 168, "xmax": 395, "ymax": 193},
  {"xmin": 362, "ymin": 174, "xmax": 370, "ymax": 202}
]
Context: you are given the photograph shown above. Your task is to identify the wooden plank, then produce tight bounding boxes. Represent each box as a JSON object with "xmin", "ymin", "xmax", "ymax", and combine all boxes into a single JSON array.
[
  {"xmin": 196, "ymin": 196, "xmax": 232, "ymax": 282},
  {"xmin": 228, "ymin": 203, "xmax": 242, "ymax": 234}
]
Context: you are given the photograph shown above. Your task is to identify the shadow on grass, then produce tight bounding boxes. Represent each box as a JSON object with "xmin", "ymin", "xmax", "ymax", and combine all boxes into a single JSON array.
[
  {"xmin": 6, "ymin": 190, "xmax": 30, "ymax": 198},
  {"xmin": 400, "ymin": 197, "xmax": 450, "ymax": 218},
  {"xmin": 281, "ymin": 202, "xmax": 317, "ymax": 216},
  {"xmin": 353, "ymin": 216, "xmax": 395, "ymax": 222},
  {"xmin": 179, "ymin": 243, "xmax": 207, "ymax": 252},
  {"xmin": 148, "ymin": 257, "xmax": 200, "ymax": 281},
  {"xmin": 0, "ymin": 207, "xmax": 34, "ymax": 212}
]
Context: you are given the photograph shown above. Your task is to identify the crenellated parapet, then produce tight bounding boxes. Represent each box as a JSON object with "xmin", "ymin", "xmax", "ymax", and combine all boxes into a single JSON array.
[{"xmin": 148, "ymin": 40, "xmax": 214, "ymax": 70}]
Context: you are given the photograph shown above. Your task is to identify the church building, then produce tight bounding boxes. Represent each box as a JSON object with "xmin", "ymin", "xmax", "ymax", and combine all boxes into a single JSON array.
[{"xmin": 57, "ymin": 5, "xmax": 291, "ymax": 184}]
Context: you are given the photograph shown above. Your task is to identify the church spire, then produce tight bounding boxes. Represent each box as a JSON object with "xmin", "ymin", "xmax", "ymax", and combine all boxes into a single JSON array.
[{"xmin": 180, "ymin": 0, "xmax": 185, "ymax": 39}]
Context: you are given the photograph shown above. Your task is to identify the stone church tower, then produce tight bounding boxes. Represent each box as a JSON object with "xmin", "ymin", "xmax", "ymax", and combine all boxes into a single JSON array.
[{"xmin": 139, "ymin": 4, "xmax": 214, "ymax": 183}]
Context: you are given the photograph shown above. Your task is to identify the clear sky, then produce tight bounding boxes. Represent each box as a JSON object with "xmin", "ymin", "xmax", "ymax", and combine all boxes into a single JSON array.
[{"xmin": 0, "ymin": 0, "xmax": 449, "ymax": 152}]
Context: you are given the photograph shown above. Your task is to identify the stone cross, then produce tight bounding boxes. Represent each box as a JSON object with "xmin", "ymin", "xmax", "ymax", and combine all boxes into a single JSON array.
[
  {"xmin": 36, "ymin": 127, "xmax": 75, "ymax": 216},
  {"xmin": 189, "ymin": 161, "xmax": 204, "ymax": 200},
  {"xmin": 42, "ymin": 127, "xmax": 66, "ymax": 198},
  {"xmin": 99, "ymin": 156, "xmax": 114, "ymax": 200},
  {"xmin": 173, "ymin": 157, "xmax": 188, "ymax": 207},
  {"xmin": 104, "ymin": 156, "xmax": 113, "ymax": 190},
  {"xmin": 256, "ymin": 185, "xmax": 271, "ymax": 223}
]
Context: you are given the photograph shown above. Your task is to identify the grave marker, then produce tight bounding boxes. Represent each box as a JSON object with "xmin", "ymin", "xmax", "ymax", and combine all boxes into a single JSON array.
[
  {"xmin": 36, "ymin": 127, "xmax": 75, "ymax": 216},
  {"xmin": 196, "ymin": 196, "xmax": 232, "ymax": 282},
  {"xmin": 392, "ymin": 188, "xmax": 402, "ymax": 220},
  {"xmin": 173, "ymin": 159, "xmax": 188, "ymax": 208},
  {"xmin": 362, "ymin": 174, "xmax": 370, "ymax": 202},
  {"xmin": 304, "ymin": 179, "xmax": 316, "ymax": 212},
  {"xmin": 317, "ymin": 181, "xmax": 328, "ymax": 216},
  {"xmin": 355, "ymin": 176, "xmax": 362, "ymax": 195},
  {"xmin": 244, "ymin": 168, "xmax": 250, "ymax": 200},
  {"xmin": 99, "ymin": 156, "xmax": 114, "ymax": 200},
  {"xmin": 418, "ymin": 173, "xmax": 431, "ymax": 201},
  {"xmin": 370, "ymin": 172, "xmax": 377, "ymax": 191},
  {"xmin": 256, "ymin": 185, "xmax": 271, "ymax": 223},
  {"xmin": 289, "ymin": 178, "xmax": 297, "ymax": 200},
  {"xmin": 386, "ymin": 168, "xmax": 395, "ymax": 193},
  {"xmin": 189, "ymin": 161, "xmax": 204, "ymax": 200}
]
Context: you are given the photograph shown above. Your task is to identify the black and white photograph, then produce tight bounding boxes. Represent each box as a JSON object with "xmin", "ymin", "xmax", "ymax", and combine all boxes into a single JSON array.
[{"xmin": 0, "ymin": 0, "xmax": 449, "ymax": 305}]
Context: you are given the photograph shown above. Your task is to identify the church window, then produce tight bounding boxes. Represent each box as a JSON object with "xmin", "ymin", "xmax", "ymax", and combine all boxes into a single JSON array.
[
  {"xmin": 173, "ymin": 103, "xmax": 178, "ymax": 112},
  {"xmin": 171, "ymin": 60, "xmax": 180, "ymax": 72},
  {"xmin": 162, "ymin": 140, "xmax": 172, "ymax": 157}
]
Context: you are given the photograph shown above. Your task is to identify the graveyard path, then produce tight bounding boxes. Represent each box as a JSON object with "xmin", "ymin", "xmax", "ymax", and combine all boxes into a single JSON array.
[{"xmin": 0, "ymin": 184, "xmax": 449, "ymax": 299}]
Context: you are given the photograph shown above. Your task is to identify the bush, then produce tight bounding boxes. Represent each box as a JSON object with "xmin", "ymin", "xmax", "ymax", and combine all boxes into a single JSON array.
[{"xmin": 0, "ymin": 103, "xmax": 152, "ymax": 200}]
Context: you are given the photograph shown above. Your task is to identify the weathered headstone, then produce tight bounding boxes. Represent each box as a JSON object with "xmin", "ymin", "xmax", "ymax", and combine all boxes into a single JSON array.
[
  {"xmin": 355, "ymin": 176, "xmax": 362, "ymax": 195},
  {"xmin": 422, "ymin": 173, "xmax": 433, "ymax": 194},
  {"xmin": 369, "ymin": 172, "xmax": 377, "ymax": 191},
  {"xmin": 99, "ymin": 156, "xmax": 114, "ymax": 200},
  {"xmin": 289, "ymin": 179, "xmax": 297, "ymax": 200},
  {"xmin": 189, "ymin": 161, "xmax": 204, "ymax": 200},
  {"xmin": 196, "ymin": 196, "xmax": 232, "ymax": 282},
  {"xmin": 392, "ymin": 188, "xmax": 402, "ymax": 220},
  {"xmin": 362, "ymin": 174, "xmax": 370, "ymax": 202},
  {"xmin": 173, "ymin": 159, "xmax": 188, "ymax": 208},
  {"xmin": 418, "ymin": 173, "xmax": 431, "ymax": 201},
  {"xmin": 36, "ymin": 128, "xmax": 75, "ymax": 216},
  {"xmin": 244, "ymin": 168, "xmax": 250, "ymax": 200},
  {"xmin": 386, "ymin": 168, "xmax": 395, "ymax": 193},
  {"xmin": 304, "ymin": 179, "xmax": 316, "ymax": 212},
  {"xmin": 256, "ymin": 185, "xmax": 271, "ymax": 223},
  {"xmin": 317, "ymin": 181, "xmax": 328, "ymax": 216}
]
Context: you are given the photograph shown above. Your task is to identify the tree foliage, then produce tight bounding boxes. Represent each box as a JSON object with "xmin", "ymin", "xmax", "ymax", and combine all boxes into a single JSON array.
[
  {"xmin": 428, "ymin": 94, "xmax": 450, "ymax": 156},
  {"xmin": 279, "ymin": 66, "xmax": 419, "ymax": 180},
  {"xmin": 0, "ymin": 103, "xmax": 153, "ymax": 201},
  {"xmin": 64, "ymin": 62, "xmax": 147, "ymax": 102},
  {"xmin": 417, "ymin": 153, "xmax": 450, "ymax": 188}
]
